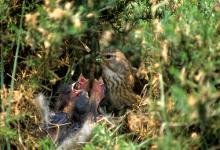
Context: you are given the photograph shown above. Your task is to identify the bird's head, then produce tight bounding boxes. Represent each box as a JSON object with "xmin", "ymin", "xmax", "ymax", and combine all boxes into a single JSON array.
[
  {"xmin": 90, "ymin": 77, "xmax": 105, "ymax": 106},
  {"xmin": 99, "ymin": 49, "xmax": 131, "ymax": 76}
]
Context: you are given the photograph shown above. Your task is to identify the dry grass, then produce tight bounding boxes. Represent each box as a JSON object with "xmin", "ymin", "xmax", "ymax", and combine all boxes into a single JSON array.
[
  {"xmin": 0, "ymin": 85, "xmax": 47, "ymax": 149},
  {"xmin": 1, "ymin": 0, "xmax": 220, "ymax": 149}
]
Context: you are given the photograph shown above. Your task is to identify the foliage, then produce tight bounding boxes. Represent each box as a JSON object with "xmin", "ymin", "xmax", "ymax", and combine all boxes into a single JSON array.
[
  {"xmin": 82, "ymin": 124, "xmax": 140, "ymax": 150},
  {"xmin": 0, "ymin": 0, "xmax": 220, "ymax": 149}
]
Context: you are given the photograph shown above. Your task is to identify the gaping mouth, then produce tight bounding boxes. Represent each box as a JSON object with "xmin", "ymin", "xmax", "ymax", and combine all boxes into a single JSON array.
[
  {"xmin": 71, "ymin": 74, "xmax": 89, "ymax": 96},
  {"xmin": 71, "ymin": 82, "xmax": 81, "ymax": 96}
]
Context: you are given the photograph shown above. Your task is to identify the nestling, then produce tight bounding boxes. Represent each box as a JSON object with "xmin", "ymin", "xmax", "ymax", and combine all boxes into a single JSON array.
[{"xmin": 36, "ymin": 74, "xmax": 105, "ymax": 149}]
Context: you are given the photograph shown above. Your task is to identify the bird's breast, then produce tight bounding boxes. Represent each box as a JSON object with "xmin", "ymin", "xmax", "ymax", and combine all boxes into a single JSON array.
[{"xmin": 102, "ymin": 66, "xmax": 138, "ymax": 109}]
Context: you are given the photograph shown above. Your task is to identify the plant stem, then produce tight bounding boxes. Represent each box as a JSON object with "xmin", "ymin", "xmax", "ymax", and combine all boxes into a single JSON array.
[
  {"xmin": 1, "ymin": 46, "xmax": 5, "ymax": 112},
  {"xmin": 6, "ymin": 0, "xmax": 25, "ymax": 123},
  {"xmin": 159, "ymin": 73, "xmax": 168, "ymax": 122}
]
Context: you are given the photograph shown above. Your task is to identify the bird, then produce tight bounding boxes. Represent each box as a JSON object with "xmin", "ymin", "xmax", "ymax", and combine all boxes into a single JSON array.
[
  {"xmin": 55, "ymin": 74, "xmax": 89, "ymax": 114},
  {"xmin": 99, "ymin": 49, "xmax": 141, "ymax": 112},
  {"xmin": 36, "ymin": 74, "xmax": 105, "ymax": 149},
  {"xmin": 57, "ymin": 77, "xmax": 105, "ymax": 150}
]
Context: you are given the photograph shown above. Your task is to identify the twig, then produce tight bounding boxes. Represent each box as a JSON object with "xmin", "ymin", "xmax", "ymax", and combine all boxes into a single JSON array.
[
  {"xmin": 17, "ymin": 123, "xmax": 27, "ymax": 150},
  {"xmin": 46, "ymin": 122, "xmax": 71, "ymax": 129},
  {"xmin": 79, "ymin": 40, "xmax": 91, "ymax": 52},
  {"xmin": 159, "ymin": 73, "xmax": 168, "ymax": 122}
]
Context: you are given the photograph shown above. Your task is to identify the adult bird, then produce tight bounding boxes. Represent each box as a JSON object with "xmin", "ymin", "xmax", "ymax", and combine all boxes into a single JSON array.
[{"xmin": 99, "ymin": 49, "xmax": 141, "ymax": 112}]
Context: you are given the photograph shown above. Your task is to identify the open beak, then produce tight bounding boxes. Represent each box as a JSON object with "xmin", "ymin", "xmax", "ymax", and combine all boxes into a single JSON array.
[{"xmin": 71, "ymin": 74, "xmax": 89, "ymax": 94}]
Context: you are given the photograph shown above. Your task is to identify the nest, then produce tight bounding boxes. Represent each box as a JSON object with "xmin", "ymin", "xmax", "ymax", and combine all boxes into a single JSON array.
[{"xmin": 127, "ymin": 111, "xmax": 160, "ymax": 140}]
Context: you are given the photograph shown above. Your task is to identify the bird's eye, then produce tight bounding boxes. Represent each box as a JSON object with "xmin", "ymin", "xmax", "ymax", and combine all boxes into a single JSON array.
[{"xmin": 105, "ymin": 54, "xmax": 112, "ymax": 59}]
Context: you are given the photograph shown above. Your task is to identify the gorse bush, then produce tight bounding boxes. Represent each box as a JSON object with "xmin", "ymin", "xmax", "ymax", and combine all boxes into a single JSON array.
[{"xmin": 0, "ymin": 0, "xmax": 220, "ymax": 149}]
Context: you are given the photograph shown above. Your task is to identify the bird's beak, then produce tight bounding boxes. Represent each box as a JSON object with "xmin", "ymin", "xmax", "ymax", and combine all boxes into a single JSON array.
[{"xmin": 96, "ymin": 55, "xmax": 103, "ymax": 64}]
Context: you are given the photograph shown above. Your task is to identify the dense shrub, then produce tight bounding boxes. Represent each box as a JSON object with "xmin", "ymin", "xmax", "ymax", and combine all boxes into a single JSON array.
[{"xmin": 0, "ymin": 0, "xmax": 220, "ymax": 149}]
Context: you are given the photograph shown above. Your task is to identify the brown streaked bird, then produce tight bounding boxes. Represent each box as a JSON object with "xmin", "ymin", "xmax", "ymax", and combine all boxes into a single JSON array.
[{"xmin": 100, "ymin": 49, "xmax": 141, "ymax": 111}]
